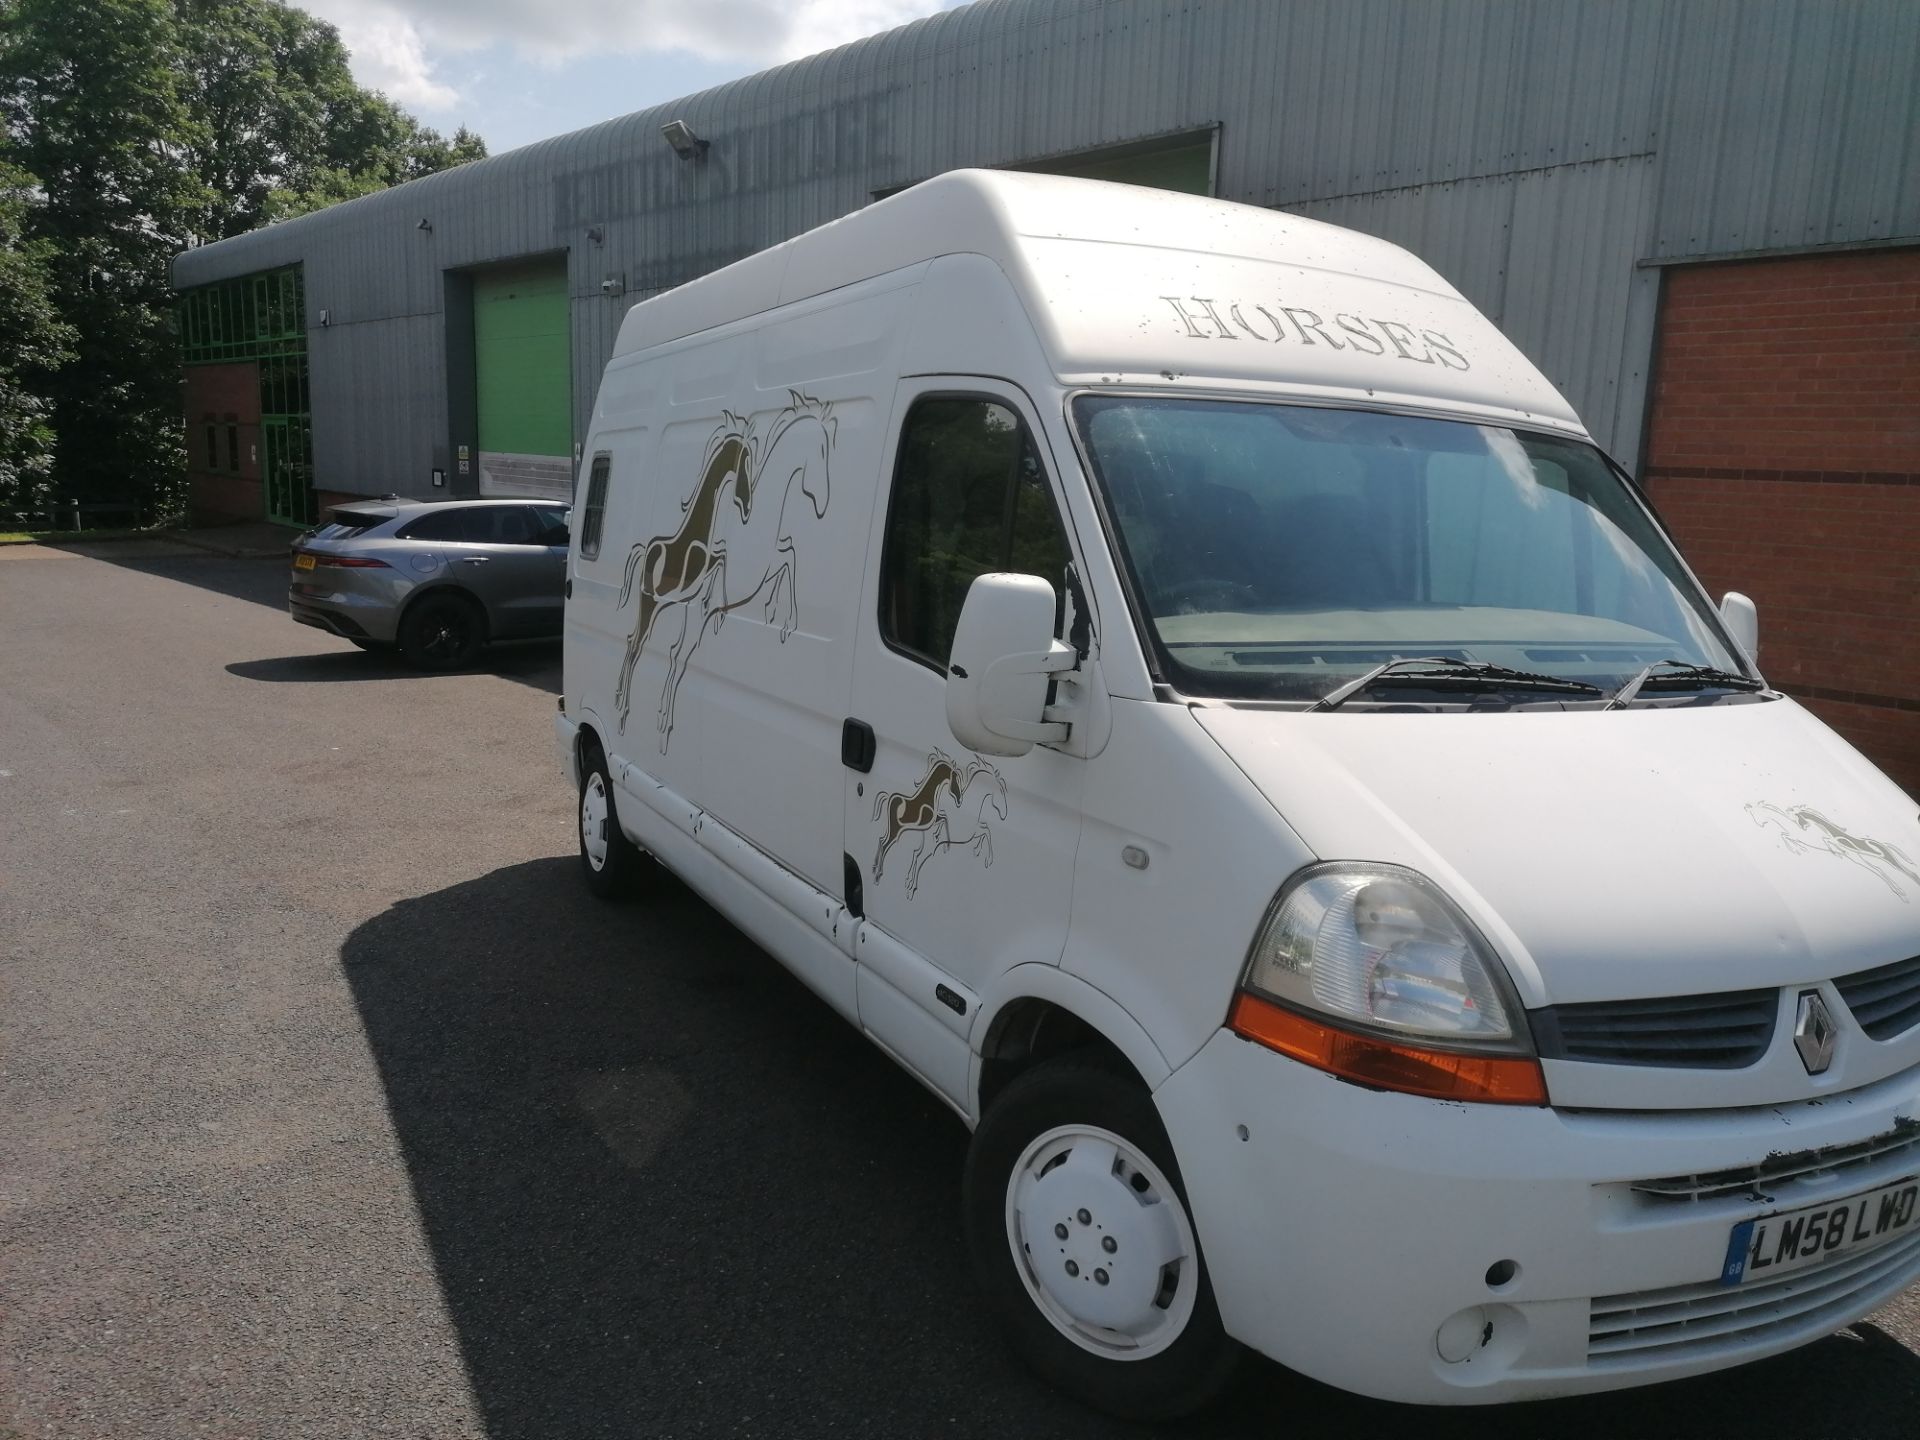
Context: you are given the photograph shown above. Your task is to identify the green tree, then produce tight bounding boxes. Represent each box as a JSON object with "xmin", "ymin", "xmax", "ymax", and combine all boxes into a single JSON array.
[
  {"xmin": 175, "ymin": 0, "xmax": 485, "ymax": 238},
  {"xmin": 0, "ymin": 0, "xmax": 486, "ymax": 518},
  {"xmin": 0, "ymin": 161, "xmax": 72, "ymax": 517},
  {"xmin": 0, "ymin": 0, "xmax": 209, "ymax": 519}
]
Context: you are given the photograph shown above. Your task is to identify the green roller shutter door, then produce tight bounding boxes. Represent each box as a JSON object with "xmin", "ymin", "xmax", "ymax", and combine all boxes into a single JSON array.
[
  {"xmin": 474, "ymin": 261, "xmax": 571, "ymax": 457},
  {"xmin": 1035, "ymin": 138, "xmax": 1213, "ymax": 195}
]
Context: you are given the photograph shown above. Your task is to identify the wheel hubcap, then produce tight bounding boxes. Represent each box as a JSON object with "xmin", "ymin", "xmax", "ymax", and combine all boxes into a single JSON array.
[
  {"xmin": 1005, "ymin": 1124, "xmax": 1198, "ymax": 1360},
  {"xmin": 425, "ymin": 615, "xmax": 466, "ymax": 658},
  {"xmin": 580, "ymin": 774, "xmax": 610, "ymax": 870}
]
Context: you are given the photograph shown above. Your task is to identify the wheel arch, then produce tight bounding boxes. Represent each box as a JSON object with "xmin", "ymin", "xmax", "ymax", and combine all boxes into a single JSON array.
[
  {"xmin": 575, "ymin": 717, "xmax": 606, "ymax": 770},
  {"xmin": 398, "ymin": 582, "xmax": 489, "ymax": 638},
  {"xmin": 970, "ymin": 966, "xmax": 1172, "ymax": 1124}
]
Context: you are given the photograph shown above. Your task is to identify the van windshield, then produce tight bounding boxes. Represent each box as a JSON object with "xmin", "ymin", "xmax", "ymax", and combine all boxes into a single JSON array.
[{"xmin": 1071, "ymin": 396, "xmax": 1747, "ymax": 704}]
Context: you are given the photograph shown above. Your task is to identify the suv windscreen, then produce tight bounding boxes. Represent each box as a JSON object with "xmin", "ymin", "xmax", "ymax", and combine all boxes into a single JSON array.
[{"xmin": 1071, "ymin": 395, "xmax": 1747, "ymax": 703}]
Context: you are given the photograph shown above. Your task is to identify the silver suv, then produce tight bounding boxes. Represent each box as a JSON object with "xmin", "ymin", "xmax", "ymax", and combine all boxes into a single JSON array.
[{"xmin": 290, "ymin": 498, "xmax": 569, "ymax": 668}]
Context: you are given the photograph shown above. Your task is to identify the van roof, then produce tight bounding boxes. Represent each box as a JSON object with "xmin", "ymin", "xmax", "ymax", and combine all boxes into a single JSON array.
[{"xmin": 613, "ymin": 169, "xmax": 1581, "ymax": 433}]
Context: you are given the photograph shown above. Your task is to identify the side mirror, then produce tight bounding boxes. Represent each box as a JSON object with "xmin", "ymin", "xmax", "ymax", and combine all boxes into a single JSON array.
[
  {"xmin": 946, "ymin": 573, "xmax": 1077, "ymax": 757},
  {"xmin": 1720, "ymin": 591, "xmax": 1759, "ymax": 663}
]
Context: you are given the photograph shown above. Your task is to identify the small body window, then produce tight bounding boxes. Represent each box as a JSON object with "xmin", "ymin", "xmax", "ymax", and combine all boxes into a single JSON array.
[
  {"xmin": 879, "ymin": 398, "xmax": 1072, "ymax": 669},
  {"xmin": 579, "ymin": 454, "xmax": 611, "ymax": 560}
]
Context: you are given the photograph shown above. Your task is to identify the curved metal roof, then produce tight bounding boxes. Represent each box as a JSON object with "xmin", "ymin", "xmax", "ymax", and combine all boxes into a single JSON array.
[{"xmin": 171, "ymin": 0, "xmax": 1058, "ymax": 288}]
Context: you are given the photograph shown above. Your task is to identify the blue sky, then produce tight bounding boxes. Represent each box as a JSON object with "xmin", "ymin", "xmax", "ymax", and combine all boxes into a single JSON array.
[{"xmin": 301, "ymin": 0, "xmax": 973, "ymax": 156}]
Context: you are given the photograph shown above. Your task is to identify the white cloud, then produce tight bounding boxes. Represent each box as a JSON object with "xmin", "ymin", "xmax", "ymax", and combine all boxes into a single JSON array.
[
  {"xmin": 301, "ymin": 0, "xmax": 954, "ymax": 100},
  {"xmin": 302, "ymin": 1, "xmax": 459, "ymax": 110}
]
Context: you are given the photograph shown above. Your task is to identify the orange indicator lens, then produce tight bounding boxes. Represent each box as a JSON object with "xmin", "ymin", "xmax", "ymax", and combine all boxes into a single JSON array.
[{"xmin": 1228, "ymin": 991, "xmax": 1547, "ymax": 1106}]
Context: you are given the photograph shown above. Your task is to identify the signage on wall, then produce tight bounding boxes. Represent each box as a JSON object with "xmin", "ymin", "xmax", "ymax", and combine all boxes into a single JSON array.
[{"xmin": 432, "ymin": 468, "xmax": 445, "ymax": 488}]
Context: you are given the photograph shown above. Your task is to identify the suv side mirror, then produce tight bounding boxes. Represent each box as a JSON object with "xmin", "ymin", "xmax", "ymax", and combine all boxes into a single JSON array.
[
  {"xmin": 1720, "ymin": 591, "xmax": 1759, "ymax": 663},
  {"xmin": 946, "ymin": 573, "xmax": 1077, "ymax": 757}
]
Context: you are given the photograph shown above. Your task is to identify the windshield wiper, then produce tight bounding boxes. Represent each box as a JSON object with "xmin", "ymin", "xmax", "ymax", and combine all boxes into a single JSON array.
[
  {"xmin": 1605, "ymin": 660, "xmax": 1766, "ymax": 710},
  {"xmin": 1308, "ymin": 657, "xmax": 1603, "ymax": 712}
]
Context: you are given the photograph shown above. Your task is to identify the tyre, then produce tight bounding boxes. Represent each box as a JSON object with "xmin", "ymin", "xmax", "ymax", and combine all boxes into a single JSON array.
[
  {"xmin": 964, "ymin": 1054, "xmax": 1239, "ymax": 1421},
  {"xmin": 398, "ymin": 592, "xmax": 484, "ymax": 669},
  {"xmin": 578, "ymin": 743, "xmax": 648, "ymax": 899}
]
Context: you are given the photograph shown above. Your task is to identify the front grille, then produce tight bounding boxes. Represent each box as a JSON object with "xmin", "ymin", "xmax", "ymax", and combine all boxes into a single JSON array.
[
  {"xmin": 1588, "ymin": 1227, "xmax": 1920, "ymax": 1366},
  {"xmin": 1530, "ymin": 989, "xmax": 1779, "ymax": 1069},
  {"xmin": 1836, "ymin": 954, "xmax": 1920, "ymax": 1041},
  {"xmin": 1628, "ymin": 1122, "xmax": 1920, "ymax": 1204}
]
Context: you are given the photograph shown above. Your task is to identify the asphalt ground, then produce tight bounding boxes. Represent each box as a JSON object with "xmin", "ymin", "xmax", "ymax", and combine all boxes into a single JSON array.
[{"xmin": 2, "ymin": 539, "xmax": 1917, "ymax": 1440}]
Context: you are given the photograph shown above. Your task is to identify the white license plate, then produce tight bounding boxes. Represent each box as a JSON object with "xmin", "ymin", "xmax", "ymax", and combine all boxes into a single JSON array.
[{"xmin": 1722, "ymin": 1175, "xmax": 1920, "ymax": 1285}]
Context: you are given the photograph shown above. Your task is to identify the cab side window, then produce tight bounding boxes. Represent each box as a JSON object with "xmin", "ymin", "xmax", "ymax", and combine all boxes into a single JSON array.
[
  {"xmin": 880, "ymin": 398, "xmax": 1072, "ymax": 670},
  {"xmin": 579, "ymin": 454, "xmax": 611, "ymax": 560}
]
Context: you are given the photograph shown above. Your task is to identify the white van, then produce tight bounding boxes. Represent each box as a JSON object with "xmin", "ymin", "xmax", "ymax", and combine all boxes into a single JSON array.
[{"xmin": 556, "ymin": 170, "xmax": 1920, "ymax": 1417}]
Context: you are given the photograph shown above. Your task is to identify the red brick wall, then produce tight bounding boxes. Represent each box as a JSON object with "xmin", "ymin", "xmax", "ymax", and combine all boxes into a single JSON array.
[
  {"xmin": 1644, "ymin": 248, "xmax": 1920, "ymax": 797},
  {"xmin": 188, "ymin": 470, "xmax": 264, "ymax": 524},
  {"xmin": 184, "ymin": 363, "xmax": 262, "ymax": 523}
]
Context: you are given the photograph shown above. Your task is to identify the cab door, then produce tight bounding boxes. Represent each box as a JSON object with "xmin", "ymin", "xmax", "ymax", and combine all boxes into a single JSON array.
[{"xmin": 844, "ymin": 382, "xmax": 1087, "ymax": 1105}]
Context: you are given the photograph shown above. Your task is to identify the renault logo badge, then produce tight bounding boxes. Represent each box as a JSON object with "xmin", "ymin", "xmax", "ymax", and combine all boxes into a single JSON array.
[{"xmin": 1794, "ymin": 990, "xmax": 1837, "ymax": 1076}]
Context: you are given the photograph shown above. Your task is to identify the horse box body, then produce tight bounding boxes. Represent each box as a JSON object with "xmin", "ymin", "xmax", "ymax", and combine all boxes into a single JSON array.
[{"xmin": 555, "ymin": 170, "xmax": 1920, "ymax": 1411}]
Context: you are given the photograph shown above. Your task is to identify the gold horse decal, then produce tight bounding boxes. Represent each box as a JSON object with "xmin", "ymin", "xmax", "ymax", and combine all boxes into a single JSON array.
[
  {"xmin": 614, "ymin": 393, "xmax": 835, "ymax": 746},
  {"xmin": 872, "ymin": 749, "xmax": 1009, "ymax": 898},
  {"xmin": 1747, "ymin": 802, "xmax": 1919, "ymax": 901}
]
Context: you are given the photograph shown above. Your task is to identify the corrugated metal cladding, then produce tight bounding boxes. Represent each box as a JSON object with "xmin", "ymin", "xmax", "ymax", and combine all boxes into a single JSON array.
[{"xmin": 171, "ymin": 0, "xmax": 1920, "ymax": 500}]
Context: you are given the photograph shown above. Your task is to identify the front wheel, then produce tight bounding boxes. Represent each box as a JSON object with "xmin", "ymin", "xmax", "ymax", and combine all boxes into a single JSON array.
[{"xmin": 963, "ymin": 1055, "xmax": 1239, "ymax": 1421}]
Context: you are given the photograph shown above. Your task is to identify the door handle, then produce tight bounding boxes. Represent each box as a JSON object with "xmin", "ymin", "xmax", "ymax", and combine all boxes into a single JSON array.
[
  {"xmin": 460, "ymin": 555, "xmax": 489, "ymax": 564},
  {"xmin": 841, "ymin": 717, "xmax": 876, "ymax": 773}
]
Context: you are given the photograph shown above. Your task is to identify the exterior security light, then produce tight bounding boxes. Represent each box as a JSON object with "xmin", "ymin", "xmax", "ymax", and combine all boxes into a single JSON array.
[
  {"xmin": 661, "ymin": 119, "xmax": 708, "ymax": 160},
  {"xmin": 416, "ymin": 217, "xmax": 433, "ymax": 233}
]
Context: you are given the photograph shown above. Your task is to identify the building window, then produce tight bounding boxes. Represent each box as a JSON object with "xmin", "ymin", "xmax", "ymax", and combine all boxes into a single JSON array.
[
  {"xmin": 204, "ymin": 422, "xmax": 218, "ymax": 471},
  {"xmin": 226, "ymin": 422, "xmax": 241, "ymax": 472}
]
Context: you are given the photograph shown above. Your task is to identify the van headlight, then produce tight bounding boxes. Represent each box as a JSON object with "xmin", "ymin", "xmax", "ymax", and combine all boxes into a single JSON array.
[{"xmin": 1230, "ymin": 863, "xmax": 1545, "ymax": 1104}]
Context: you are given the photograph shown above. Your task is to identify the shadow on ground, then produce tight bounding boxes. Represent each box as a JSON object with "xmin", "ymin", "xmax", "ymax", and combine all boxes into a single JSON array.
[
  {"xmin": 53, "ymin": 542, "xmax": 292, "ymax": 609},
  {"xmin": 43, "ymin": 545, "xmax": 560, "ymax": 695},
  {"xmin": 227, "ymin": 643, "xmax": 560, "ymax": 694},
  {"xmin": 341, "ymin": 860, "xmax": 1920, "ymax": 1440},
  {"xmin": 42, "ymin": 542, "xmax": 561, "ymax": 694}
]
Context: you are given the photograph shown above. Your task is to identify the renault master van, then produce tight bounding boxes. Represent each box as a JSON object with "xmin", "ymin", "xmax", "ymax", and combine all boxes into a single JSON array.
[{"xmin": 556, "ymin": 170, "xmax": 1920, "ymax": 1417}]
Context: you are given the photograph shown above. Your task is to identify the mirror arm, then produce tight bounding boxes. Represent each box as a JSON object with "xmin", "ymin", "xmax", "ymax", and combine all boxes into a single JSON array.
[{"xmin": 979, "ymin": 641, "xmax": 1077, "ymax": 743}]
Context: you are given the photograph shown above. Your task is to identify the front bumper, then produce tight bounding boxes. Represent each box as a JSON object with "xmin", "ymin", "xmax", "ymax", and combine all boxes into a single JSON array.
[{"xmin": 1154, "ymin": 1029, "xmax": 1920, "ymax": 1404}]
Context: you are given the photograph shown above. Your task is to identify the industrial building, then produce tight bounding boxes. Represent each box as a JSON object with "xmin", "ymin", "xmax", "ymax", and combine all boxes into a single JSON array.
[{"xmin": 172, "ymin": 0, "xmax": 1920, "ymax": 789}]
